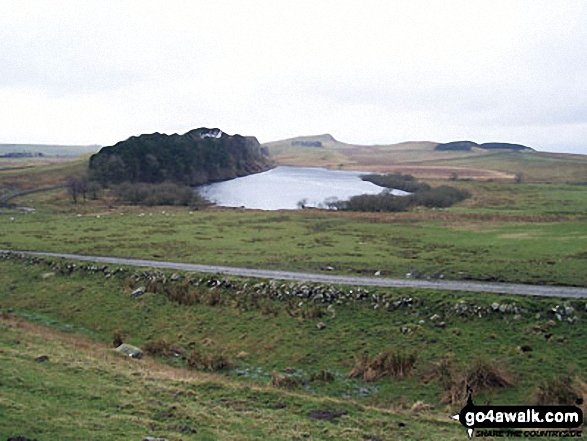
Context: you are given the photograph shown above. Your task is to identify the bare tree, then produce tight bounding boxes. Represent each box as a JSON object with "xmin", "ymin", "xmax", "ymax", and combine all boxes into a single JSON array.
[{"xmin": 66, "ymin": 175, "xmax": 89, "ymax": 204}]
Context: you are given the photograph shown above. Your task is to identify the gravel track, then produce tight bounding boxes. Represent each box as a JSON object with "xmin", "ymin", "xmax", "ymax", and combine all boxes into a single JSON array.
[{"xmin": 5, "ymin": 250, "xmax": 587, "ymax": 299}]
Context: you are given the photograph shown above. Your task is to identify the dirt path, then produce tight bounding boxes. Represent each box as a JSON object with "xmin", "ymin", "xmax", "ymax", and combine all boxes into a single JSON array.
[{"xmin": 5, "ymin": 250, "xmax": 587, "ymax": 299}]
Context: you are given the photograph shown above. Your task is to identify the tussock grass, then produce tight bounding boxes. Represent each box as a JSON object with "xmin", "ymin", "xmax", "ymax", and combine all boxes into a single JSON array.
[
  {"xmin": 348, "ymin": 349, "xmax": 418, "ymax": 382},
  {"xmin": 309, "ymin": 369, "xmax": 336, "ymax": 383},
  {"xmin": 142, "ymin": 338, "xmax": 185, "ymax": 357},
  {"xmin": 271, "ymin": 373, "xmax": 302, "ymax": 390},
  {"xmin": 533, "ymin": 375, "xmax": 585, "ymax": 406},
  {"xmin": 433, "ymin": 357, "xmax": 515, "ymax": 405},
  {"xmin": 186, "ymin": 348, "xmax": 233, "ymax": 372}
]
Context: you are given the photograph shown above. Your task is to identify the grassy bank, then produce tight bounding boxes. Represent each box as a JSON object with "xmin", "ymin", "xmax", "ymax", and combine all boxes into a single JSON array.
[
  {"xmin": 1, "ymin": 257, "xmax": 586, "ymax": 405},
  {"xmin": 3, "ymin": 313, "xmax": 461, "ymax": 440}
]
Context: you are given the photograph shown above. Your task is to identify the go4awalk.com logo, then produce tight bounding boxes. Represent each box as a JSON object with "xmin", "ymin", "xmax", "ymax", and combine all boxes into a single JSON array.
[{"xmin": 452, "ymin": 391, "xmax": 583, "ymax": 438}]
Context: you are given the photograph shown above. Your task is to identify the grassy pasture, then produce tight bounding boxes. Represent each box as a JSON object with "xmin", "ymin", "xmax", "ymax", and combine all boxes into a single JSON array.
[
  {"xmin": 1, "ymin": 257, "xmax": 586, "ymax": 440},
  {"xmin": 418, "ymin": 151, "xmax": 587, "ymax": 183},
  {"xmin": 0, "ymin": 156, "xmax": 88, "ymax": 192},
  {"xmin": 2, "ymin": 195, "xmax": 587, "ymax": 286}
]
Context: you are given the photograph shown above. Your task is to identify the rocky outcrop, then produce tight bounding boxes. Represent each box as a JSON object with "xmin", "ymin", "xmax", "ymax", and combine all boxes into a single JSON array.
[{"xmin": 115, "ymin": 343, "xmax": 143, "ymax": 358}]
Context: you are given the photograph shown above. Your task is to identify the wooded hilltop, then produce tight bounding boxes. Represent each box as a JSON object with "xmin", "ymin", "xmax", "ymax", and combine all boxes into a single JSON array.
[{"xmin": 89, "ymin": 128, "xmax": 272, "ymax": 186}]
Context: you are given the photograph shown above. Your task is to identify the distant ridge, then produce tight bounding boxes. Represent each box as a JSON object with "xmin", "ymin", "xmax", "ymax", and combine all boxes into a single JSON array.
[
  {"xmin": 262, "ymin": 133, "xmax": 566, "ymax": 181},
  {"xmin": 0, "ymin": 143, "xmax": 100, "ymax": 156},
  {"xmin": 264, "ymin": 134, "xmax": 338, "ymax": 148},
  {"xmin": 264, "ymin": 134, "xmax": 533, "ymax": 152}
]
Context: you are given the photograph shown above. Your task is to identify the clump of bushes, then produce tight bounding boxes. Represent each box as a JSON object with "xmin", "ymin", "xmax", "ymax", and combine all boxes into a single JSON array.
[
  {"xmin": 339, "ymin": 192, "xmax": 412, "ymax": 212},
  {"xmin": 333, "ymin": 173, "xmax": 471, "ymax": 212},
  {"xmin": 348, "ymin": 349, "xmax": 417, "ymax": 382},
  {"xmin": 113, "ymin": 181, "xmax": 206, "ymax": 207},
  {"xmin": 362, "ymin": 173, "xmax": 431, "ymax": 193},
  {"xmin": 411, "ymin": 185, "xmax": 471, "ymax": 208}
]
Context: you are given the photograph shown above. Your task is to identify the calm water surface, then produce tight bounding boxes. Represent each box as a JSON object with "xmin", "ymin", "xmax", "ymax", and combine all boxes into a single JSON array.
[{"xmin": 198, "ymin": 166, "xmax": 407, "ymax": 210}]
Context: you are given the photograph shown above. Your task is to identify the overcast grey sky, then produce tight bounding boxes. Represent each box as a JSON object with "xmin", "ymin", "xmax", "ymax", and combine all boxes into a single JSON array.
[{"xmin": 1, "ymin": 0, "xmax": 587, "ymax": 153}]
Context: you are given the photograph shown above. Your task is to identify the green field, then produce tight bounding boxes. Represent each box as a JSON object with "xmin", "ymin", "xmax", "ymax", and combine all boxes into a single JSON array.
[{"xmin": 3, "ymin": 183, "xmax": 587, "ymax": 287}]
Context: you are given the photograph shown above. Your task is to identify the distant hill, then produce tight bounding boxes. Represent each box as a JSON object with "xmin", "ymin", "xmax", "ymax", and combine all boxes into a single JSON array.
[
  {"xmin": 264, "ymin": 134, "xmax": 446, "ymax": 170},
  {"xmin": 264, "ymin": 134, "xmax": 339, "ymax": 149},
  {"xmin": 0, "ymin": 143, "xmax": 100, "ymax": 157},
  {"xmin": 263, "ymin": 134, "xmax": 586, "ymax": 182},
  {"xmin": 89, "ymin": 128, "xmax": 272, "ymax": 186},
  {"xmin": 435, "ymin": 141, "xmax": 533, "ymax": 151},
  {"xmin": 264, "ymin": 134, "xmax": 438, "ymax": 151}
]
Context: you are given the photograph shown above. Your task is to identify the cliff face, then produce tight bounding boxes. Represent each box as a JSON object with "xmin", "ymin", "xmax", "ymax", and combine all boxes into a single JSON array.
[{"xmin": 89, "ymin": 128, "xmax": 272, "ymax": 186}]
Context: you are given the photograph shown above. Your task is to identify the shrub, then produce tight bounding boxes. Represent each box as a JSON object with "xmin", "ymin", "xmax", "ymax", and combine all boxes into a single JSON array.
[
  {"xmin": 339, "ymin": 192, "xmax": 411, "ymax": 212},
  {"xmin": 362, "ymin": 173, "xmax": 431, "ymax": 193},
  {"xmin": 335, "ymin": 174, "xmax": 471, "ymax": 212},
  {"xmin": 411, "ymin": 185, "xmax": 471, "ymax": 208},
  {"xmin": 348, "ymin": 349, "xmax": 417, "ymax": 382}
]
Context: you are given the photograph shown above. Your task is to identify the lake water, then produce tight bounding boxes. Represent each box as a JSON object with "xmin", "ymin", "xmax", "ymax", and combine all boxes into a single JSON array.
[{"xmin": 198, "ymin": 166, "xmax": 407, "ymax": 210}]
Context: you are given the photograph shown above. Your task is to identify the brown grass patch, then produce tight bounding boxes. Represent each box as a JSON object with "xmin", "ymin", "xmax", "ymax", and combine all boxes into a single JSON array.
[
  {"xmin": 438, "ymin": 357, "xmax": 515, "ymax": 404},
  {"xmin": 186, "ymin": 348, "xmax": 233, "ymax": 372},
  {"xmin": 340, "ymin": 165, "xmax": 515, "ymax": 181},
  {"xmin": 348, "ymin": 349, "xmax": 417, "ymax": 382},
  {"xmin": 533, "ymin": 375, "xmax": 585, "ymax": 406},
  {"xmin": 498, "ymin": 232, "xmax": 541, "ymax": 239},
  {"xmin": 142, "ymin": 338, "xmax": 185, "ymax": 357},
  {"xmin": 271, "ymin": 373, "xmax": 302, "ymax": 390}
]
